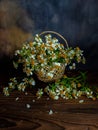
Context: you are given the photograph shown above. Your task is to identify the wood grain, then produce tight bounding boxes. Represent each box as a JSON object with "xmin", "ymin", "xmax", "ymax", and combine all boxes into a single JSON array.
[
  {"xmin": 0, "ymin": 91, "xmax": 98, "ymax": 130},
  {"xmin": 0, "ymin": 71, "xmax": 98, "ymax": 130}
]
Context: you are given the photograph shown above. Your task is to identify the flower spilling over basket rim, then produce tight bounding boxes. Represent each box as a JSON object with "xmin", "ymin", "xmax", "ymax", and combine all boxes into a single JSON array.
[
  {"xmin": 13, "ymin": 31, "xmax": 85, "ymax": 82},
  {"xmin": 5, "ymin": 31, "xmax": 98, "ymax": 100}
]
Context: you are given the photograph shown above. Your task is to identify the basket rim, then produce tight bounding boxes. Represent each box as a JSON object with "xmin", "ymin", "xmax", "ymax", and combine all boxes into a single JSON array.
[{"xmin": 39, "ymin": 30, "xmax": 69, "ymax": 48}]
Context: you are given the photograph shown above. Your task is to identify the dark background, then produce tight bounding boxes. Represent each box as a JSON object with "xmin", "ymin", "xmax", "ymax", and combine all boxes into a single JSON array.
[{"xmin": 0, "ymin": 0, "xmax": 98, "ymax": 73}]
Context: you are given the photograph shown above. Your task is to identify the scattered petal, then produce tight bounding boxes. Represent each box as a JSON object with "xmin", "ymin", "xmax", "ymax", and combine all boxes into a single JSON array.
[
  {"xmin": 32, "ymin": 99, "xmax": 35, "ymax": 102},
  {"xmin": 49, "ymin": 109, "xmax": 53, "ymax": 115},
  {"xmin": 26, "ymin": 104, "xmax": 31, "ymax": 109},
  {"xmin": 79, "ymin": 100, "xmax": 84, "ymax": 104},
  {"xmin": 25, "ymin": 92, "xmax": 28, "ymax": 95},
  {"xmin": 15, "ymin": 97, "xmax": 19, "ymax": 101}
]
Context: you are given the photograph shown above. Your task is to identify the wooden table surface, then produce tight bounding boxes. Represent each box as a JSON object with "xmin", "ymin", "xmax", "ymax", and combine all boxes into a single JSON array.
[{"xmin": 0, "ymin": 71, "xmax": 98, "ymax": 130}]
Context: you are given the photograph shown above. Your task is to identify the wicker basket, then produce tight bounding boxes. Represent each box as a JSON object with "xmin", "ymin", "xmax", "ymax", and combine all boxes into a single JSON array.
[{"xmin": 36, "ymin": 31, "xmax": 68, "ymax": 82}]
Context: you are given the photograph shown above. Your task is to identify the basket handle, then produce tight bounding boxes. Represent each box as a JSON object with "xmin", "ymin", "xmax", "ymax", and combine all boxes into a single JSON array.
[{"xmin": 39, "ymin": 31, "xmax": 69, "ymax": 48}]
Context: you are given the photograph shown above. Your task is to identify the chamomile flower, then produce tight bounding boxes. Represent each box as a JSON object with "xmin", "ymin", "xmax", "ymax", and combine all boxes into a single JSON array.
[
  {"xmin": 3, "ymin": 32, "xmax": 89, "ymax": 99},
  {"xmin": 3, "ymin": 87, "xmax": 10, "ymax": 96},
  {"xmin": 36, "ymin": 89, "xmax": 44, "ymax": 99}
]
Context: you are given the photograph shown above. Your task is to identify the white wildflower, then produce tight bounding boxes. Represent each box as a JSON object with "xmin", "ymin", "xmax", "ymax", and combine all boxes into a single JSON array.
[
  {"xmin": 36, "ymin": 89, "xmax": 43, "ymax": 99},
  {"xmin": 47, "ymin": 73, "xmax": 53, "ymax": 78},
  {"xmin": 54, "ymin": 95, "xmax": 59, "ymax": 100},
  {"xmin": 3, "ymin": 87, "xmax": 9, "ymax": 96},
  {"xmin": 31, "ymin": 80, "xmax": 36, "ymax": 86},
  {"xmin": 69, "ymin": 66, "xmax": 73, "ymax": 70},
  {"xmin": 53, "ymin": 62, "xmax": 61, "ymax": 66}
]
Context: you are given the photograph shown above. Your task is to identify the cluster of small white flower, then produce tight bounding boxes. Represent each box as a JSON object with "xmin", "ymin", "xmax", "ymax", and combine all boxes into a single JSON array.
[
  {"xmin": 3, "ymin": 33, "xmax": 90, "ymax": 99},
  {"xmin": 3, "ymin": 77, "xmax": 35, "ymax": 96},
  {"xmin": 36, "ymin": 74, "xmax": 95, "ymax": 100},
  {"xmin": 13, "ymin": 34, "xmax": 85, "ymax": 81},
  {"xmin": 44, "ymin": 84, "xmax": 94, "ymax": 100}
]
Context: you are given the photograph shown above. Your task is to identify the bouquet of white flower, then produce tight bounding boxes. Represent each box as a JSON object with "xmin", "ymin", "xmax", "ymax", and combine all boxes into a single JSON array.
[
  {"xmin": 3, "ymin": 31, "xmax": 86, "ymax": 97},
  {"xmin": 13, "ymin": 31, "xmax": 85, "ymax": 82}
]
